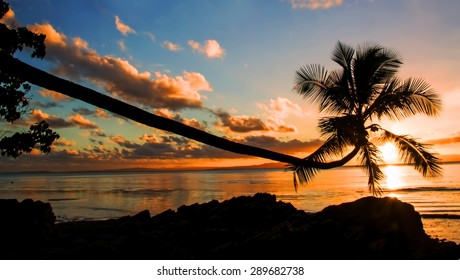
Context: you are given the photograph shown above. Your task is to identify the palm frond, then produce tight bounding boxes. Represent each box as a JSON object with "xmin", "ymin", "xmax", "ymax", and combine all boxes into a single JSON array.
[
  {"xmin": 331, "ymin": 41, "xmax": 355, "ymax": 71},
  {"xmin": 293, "ymin": 64, "xmax": 341, "ymax": 114},
  {"xmin": 288, "ymin": 163, "xmax": 321, "ymax": 192},
  {"xmin": 318, "ymin": 115, "xmax": 360, "ymax": 145},
  {"xmin": 380, "ymin": 130, "xmax": 442, "ymax": 178},
  {"xmin": 358, "ymin": 141, "xmax": 385, "ymax": 196},
  {"xmin": 322, "ymin": 69, "xmax": 355, "ymax": 114},
  {"xmin": 287, "ymin": 136, "xmax": 339, "ymax": 191},
  {"xmin": 307, "ymin": 135, "xmax": 347, "ymax": 162},
  {"xmin": 287, "ymin": 133, "xmax": 355, "ymax": 191},
  {"xmin": 293, "ymin": 64, "xmax": 329, "ymax": 95},
  {"xmin": 366, "ymin": 77, "xmax": 442, "ymax": 120},
  {"xmin": 353, "ymin": 43, "xmax": 402, "ymax": 105},
  {"xmin": 397, "ymin": 77, "xmax": 442, "ymax": 116}
]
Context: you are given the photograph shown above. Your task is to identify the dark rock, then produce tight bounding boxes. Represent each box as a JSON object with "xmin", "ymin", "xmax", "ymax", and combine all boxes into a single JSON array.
[
  {"xmin": 133, "ymin": 210, "xmax": 151, "ymax": 222},
  {"xmin": 0, "ymin": 198, "xmax": 56, "ymax": 257},
  {"xmin": 2, "ymin": 194, "xmax": 459, "ymax": 260}
]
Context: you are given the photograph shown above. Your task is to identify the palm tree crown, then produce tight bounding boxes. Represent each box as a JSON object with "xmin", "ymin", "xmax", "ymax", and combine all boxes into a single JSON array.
[{"xmin": 290, "ymin": 41, "xmax": 442, "ymax": 195}]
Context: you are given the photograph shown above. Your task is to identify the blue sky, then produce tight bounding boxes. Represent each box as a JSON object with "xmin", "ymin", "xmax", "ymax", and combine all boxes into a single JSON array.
[{"xmin": 2, "ymin": 0, "xmax": 460, "ymax": 171}]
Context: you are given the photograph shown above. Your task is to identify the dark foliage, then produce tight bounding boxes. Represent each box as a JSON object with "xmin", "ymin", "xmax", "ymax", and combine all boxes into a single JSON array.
[{"xmin": 0, "ymin": 0, "xmax": 59, "ymax": 158}]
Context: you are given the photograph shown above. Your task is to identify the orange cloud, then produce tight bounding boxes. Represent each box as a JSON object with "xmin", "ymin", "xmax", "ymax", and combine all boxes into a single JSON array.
[
  {"xmin": 289, "ymin": 0, "xmax": 344, "ymax": 10},
  {"xmin": 212, "ymin": 109, "xmax": 268, "ymax": 133},
  {"xmin": 154, "ymin": 108, "xmax": 207, "ymax": 131},
  {"xmin": 188, "ymin": 39, "xmax": 226, "ymax": 59},
  {"xmin": 182, "ymin": 118, "xmax": 206, "ymax": 131},
  {"xmin": 427, "ymin": 134, "xmax": 460, "ymax": 145},
  {"xmin": 211, "ymin": 106, "xmax": 300, "ymax": 134},
  {"xmin": 0, "ymin": 6, "xmax": 18, "ymax": 26},
  {"xmin": 72, "ymin": 107, "xmax": 109, "ymax": 119},
  {"xmin": 39, "ymin": 89, "xmax": 71, "ymax": 101},
  {"xmin": 161, "ymin": 40, "xmax": 183, "ymax": 51},
  {"xmin": 114, "ymin": 15, "xmax": 136, "ymax": 36},
  {"xmin": 30, "ymin": 109, "xmax": 71, "ymax": 128},
  {"xmin": 29, "ymin": 23, "xmax": 67, "ymax": 46},
  {"xmin": 68, "ymin": 114, "xmax": 99, "ymax": 129},
  {"xmin": 95, "ymin": 108, "xmax": 110, "ymax": 119},
  {"xmin": 53, "ymin": 138, "xmax": 76, "ymax": 147},
  {"xmin": 29, "ymin": 23, "xmax": 212, "ymax": 110}
]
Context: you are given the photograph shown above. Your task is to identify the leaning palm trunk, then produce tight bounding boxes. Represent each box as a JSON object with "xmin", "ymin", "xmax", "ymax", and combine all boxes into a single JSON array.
[{"xmin": 1, "ymin": 53, "xmax": 359, "ymax": 171}]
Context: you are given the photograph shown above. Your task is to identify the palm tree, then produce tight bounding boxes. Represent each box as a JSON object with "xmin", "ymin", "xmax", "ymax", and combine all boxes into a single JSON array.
[
  {"xmin": 1, "ymin": 7, "xmax": 442, "ymax": 196},
  {"xmin": 289, "ymin": 41, "xmax": 442, "ymax": 195}
]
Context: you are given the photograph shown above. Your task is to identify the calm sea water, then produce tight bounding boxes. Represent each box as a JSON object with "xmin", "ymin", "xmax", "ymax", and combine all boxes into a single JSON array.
[{"xmin": 1, "ymin": 164, "xmax": 459, "ymax": 243}]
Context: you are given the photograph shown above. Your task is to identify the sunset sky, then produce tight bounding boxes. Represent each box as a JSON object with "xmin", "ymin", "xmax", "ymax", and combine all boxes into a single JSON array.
[{"xmin": 1, "ymin": 0, "xmax": 460, "ymax": 172}]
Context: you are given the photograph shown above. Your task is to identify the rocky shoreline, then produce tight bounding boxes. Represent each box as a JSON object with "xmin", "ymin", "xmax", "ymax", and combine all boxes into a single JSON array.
[{"xmin": 1, "ymin": 193, "xmax": 459, "ymax": 259}]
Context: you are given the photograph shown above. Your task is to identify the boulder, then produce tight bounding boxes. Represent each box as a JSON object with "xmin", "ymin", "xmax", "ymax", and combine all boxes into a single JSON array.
[
  {"xmin": 2, "ymin": 194, "xmax": 459, "ymax": 260},
  {"xmin": 0, "ymin": 198, "xmax": 56, "ymax": 253}
]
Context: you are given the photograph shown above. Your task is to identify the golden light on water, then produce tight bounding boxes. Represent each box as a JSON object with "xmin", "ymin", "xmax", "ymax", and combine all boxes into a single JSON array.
[{"xmin": 383, "ymin": 165, "xmax": 403, "ymax": 190}]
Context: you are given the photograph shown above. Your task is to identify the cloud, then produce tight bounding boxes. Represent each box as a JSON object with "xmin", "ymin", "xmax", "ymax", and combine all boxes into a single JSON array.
[
  {"xmin": 161, "ymin": 40, "xmax": 183, "ymax": 51},
  {"xmin": 39, "ymin": 89, "xmax": 71, "ymax": 102},
  {"xmin": 108, "ymin": 130, "xmax": 322, "ymax": 160},
  {"xmin": 28, "ymin": 23, "xmax": 213, "ymax": 110},
  {"xmin": 188, "ymin": 40, "xmax": 226, "ymax": 59},
  {"xmin": 144, "ymin": 32, "xmax": 156, "ymax": 42},
  {"xmin": 110, "ymin": 134, "xmax": 182, "ymax": 159},
  {"xmin": 109, "ymin": 135, "xmax": 139, "ymax": 149},
  {"xmin": 211, "ymin": 104, "xmax": 300, "ymax": 134},
  {"xmin": 29, "ymin": 109, "xmax": 72, "ymax": 128},
  {"xmin": 22, "ymin": 110, "xmax": 102, "ymax": 131},
  {"xmin": 53, "ymin": 138, "xmax": 76, "ymax": 147},
  {"xmin": 427, "ymin": 133, "xmax": 460, "ymax": 145},
  {"xmin": 0, "ymin": 6, "xmax": 19, "ymax": 26},
  {"xmin": 265, "ymin": 97, "xmax": 304, "ymax": 119},
  {"xmin": 114, "ymin": 15, "xmax": 136, "ymax": 36},
  {"xmin": 257, "ymin": 97, "xmax": 308, "ymax": 133},
  {"xmin": 31, "ymin": 100, "xmax": 61, "ymax": 109},
  {"xmin": 239, "ymin": 135, "xmax": 322, "ymax": 155},
  {"xmin": 154, "ymin": 108, "xmax": 206, "ymax": 131},
  {"xmin": 117, "ymin": 40, "xmax": 126, "ymax": 51},
  {"xmin": 73, "ymin": 107, "xmax": 110, "ymax": 119},
  {"xmin": 94, "ymin": 108, "xmax": 110, "ymax": 119},
  {"xmin": 212, "ymin": 109, "xmax": 269, "ymax": 133},
  {"xmin": 67, "ymin": 114, "xmax": 99, "ymax": 129},
  {"xmin": 1, "ymin": 132, "xmax": 324, "ymax": 172},
  {"xmin": 289, "ymin": 0, "xmax": 344, "ymax": 10}
]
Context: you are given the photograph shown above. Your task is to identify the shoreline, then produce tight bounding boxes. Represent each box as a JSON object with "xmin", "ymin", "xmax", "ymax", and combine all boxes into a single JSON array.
[{"xmin": 1, "ymin": 193, "xmax": 459, "ymax": 260}]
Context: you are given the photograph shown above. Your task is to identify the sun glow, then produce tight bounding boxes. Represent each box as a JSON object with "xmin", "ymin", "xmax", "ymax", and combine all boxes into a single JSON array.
[
  {"xmin": 379, "ymin": 142, "xmax": 399, "ymax": 163},
  {"xmin": 382, "ymin": 165, "xmax": 403, "ymax": 190}
]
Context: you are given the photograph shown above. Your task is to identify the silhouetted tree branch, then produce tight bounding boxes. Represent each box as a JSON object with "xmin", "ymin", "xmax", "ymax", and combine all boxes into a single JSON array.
[{"xmin": 0, "ymin": 0, "xmax": 59, "ymax": 157}]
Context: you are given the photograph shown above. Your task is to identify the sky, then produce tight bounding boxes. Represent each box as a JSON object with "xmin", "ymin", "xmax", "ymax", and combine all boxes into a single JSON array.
[{"xmin": 1, "ymin": 0, "xmax": 460, "ymax": 172}]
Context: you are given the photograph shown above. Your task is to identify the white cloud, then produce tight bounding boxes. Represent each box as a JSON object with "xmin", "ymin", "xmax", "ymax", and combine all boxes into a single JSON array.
[
  {"xmin": 188, "ymin": 39, "xmax": 226, "ymax": 59},
  {"xmin": 256, "ymin": 97, "xmax": 310, "ymax": 134}
]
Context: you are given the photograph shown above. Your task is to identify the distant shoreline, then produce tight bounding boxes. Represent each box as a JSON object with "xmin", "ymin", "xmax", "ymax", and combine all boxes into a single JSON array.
[{"xmin": 2, "ymin": 161, "xmax": 460, "ymax": 176}]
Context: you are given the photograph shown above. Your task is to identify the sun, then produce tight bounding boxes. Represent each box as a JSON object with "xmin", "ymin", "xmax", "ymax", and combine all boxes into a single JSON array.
[{"xmin": 379, "ymin": 142, "xmax": 399, "ymax": 163}]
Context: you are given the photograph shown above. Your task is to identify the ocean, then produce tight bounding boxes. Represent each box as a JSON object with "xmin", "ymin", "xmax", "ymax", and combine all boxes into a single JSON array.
[{"xmin": 1, "ymin": 163, "xmax": 459, "ymax": 244}]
